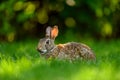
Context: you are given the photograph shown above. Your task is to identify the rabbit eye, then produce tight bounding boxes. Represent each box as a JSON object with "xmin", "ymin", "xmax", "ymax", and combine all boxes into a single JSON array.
[{"xmin": 46, "ymin": 40, "xmax": 50, "ymax": 44}]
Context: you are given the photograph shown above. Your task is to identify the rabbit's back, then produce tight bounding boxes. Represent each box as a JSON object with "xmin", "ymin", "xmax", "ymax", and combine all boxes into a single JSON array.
[{"xmin": 47, "ymin": 42, "xmax": 96, "ymax": 60}]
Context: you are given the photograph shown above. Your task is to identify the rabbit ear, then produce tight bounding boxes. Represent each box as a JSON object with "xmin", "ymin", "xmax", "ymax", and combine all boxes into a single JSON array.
[
  {"xmin": 51, "ymin": 25, "xmax": 59, "ymax": 39},
  {"xmin": 46, "ymin": 26, "xmax": 51, "ymax": 37}
]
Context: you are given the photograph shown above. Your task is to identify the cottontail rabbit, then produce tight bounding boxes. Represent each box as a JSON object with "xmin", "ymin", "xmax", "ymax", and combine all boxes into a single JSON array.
[{"xmin": 37, "ymin": 25, "xmax": 96, "ymax": 61}]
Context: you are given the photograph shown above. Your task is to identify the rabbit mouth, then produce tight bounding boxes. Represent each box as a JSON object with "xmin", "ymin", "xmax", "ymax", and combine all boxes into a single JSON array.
[
  {"xmin": 37, "ymin": 48, "xmax": 47, "ymax": 54},
  {"xmin": 39, "ymin": 50, "xmax": 47, "ymax": 54}
]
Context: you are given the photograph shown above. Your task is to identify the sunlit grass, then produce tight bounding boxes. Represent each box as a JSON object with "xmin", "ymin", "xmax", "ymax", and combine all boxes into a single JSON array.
[
  {"xmin": 0, "ymin": 57, "xmax": 31, "ymax": 76},
  {"xmin": 0, "ymin": 39, "xmax": 120, "ymax": 80}
]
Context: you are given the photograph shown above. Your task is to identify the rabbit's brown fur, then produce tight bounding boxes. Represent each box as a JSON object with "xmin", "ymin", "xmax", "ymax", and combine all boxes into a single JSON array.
[
  {"xmin": 45, "ymin": 42, "xmax": 95, "ymax": 61},
  {"xmin": 37, "ymin": 25, "xmax": 96, "ymax": 61}
]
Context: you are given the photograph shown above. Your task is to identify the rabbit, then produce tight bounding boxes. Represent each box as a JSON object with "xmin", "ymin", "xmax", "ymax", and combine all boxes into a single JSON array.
[{"xmin": 37, "ymin": 25, "xmax": 96, "ymax": 61}]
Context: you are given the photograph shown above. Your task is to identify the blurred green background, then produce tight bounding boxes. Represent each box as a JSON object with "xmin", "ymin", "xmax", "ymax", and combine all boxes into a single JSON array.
[{"xmin": 0, "ymin": 0, "xmax": 120, "ymax": 42}]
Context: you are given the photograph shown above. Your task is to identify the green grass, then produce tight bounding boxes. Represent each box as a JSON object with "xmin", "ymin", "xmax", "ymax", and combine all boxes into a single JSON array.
[{"xmin": 0, "ymin": 39, "xmax": 120, "ymax": 80}]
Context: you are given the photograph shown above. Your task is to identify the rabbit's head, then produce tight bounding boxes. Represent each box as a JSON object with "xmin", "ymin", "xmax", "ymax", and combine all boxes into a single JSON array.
[{"xmin": 37, "ymin": 25, "xmax": 58, "ymax": 54}]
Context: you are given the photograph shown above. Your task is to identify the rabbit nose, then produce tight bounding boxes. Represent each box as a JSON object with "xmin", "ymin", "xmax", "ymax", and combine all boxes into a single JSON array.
[{"xmin": 37, "ymin": 47, "xmax": 41, "ymax": 51}]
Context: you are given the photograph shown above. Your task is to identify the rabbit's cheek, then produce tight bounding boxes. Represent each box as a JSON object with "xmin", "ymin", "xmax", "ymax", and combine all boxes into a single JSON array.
[
  {"xmin": 45, "ymin": 44, "xmax": 54, "ymax": 51},
  {"xmin": 45, "ymin": 45, "xmax": 50, "ymax": 50}
]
